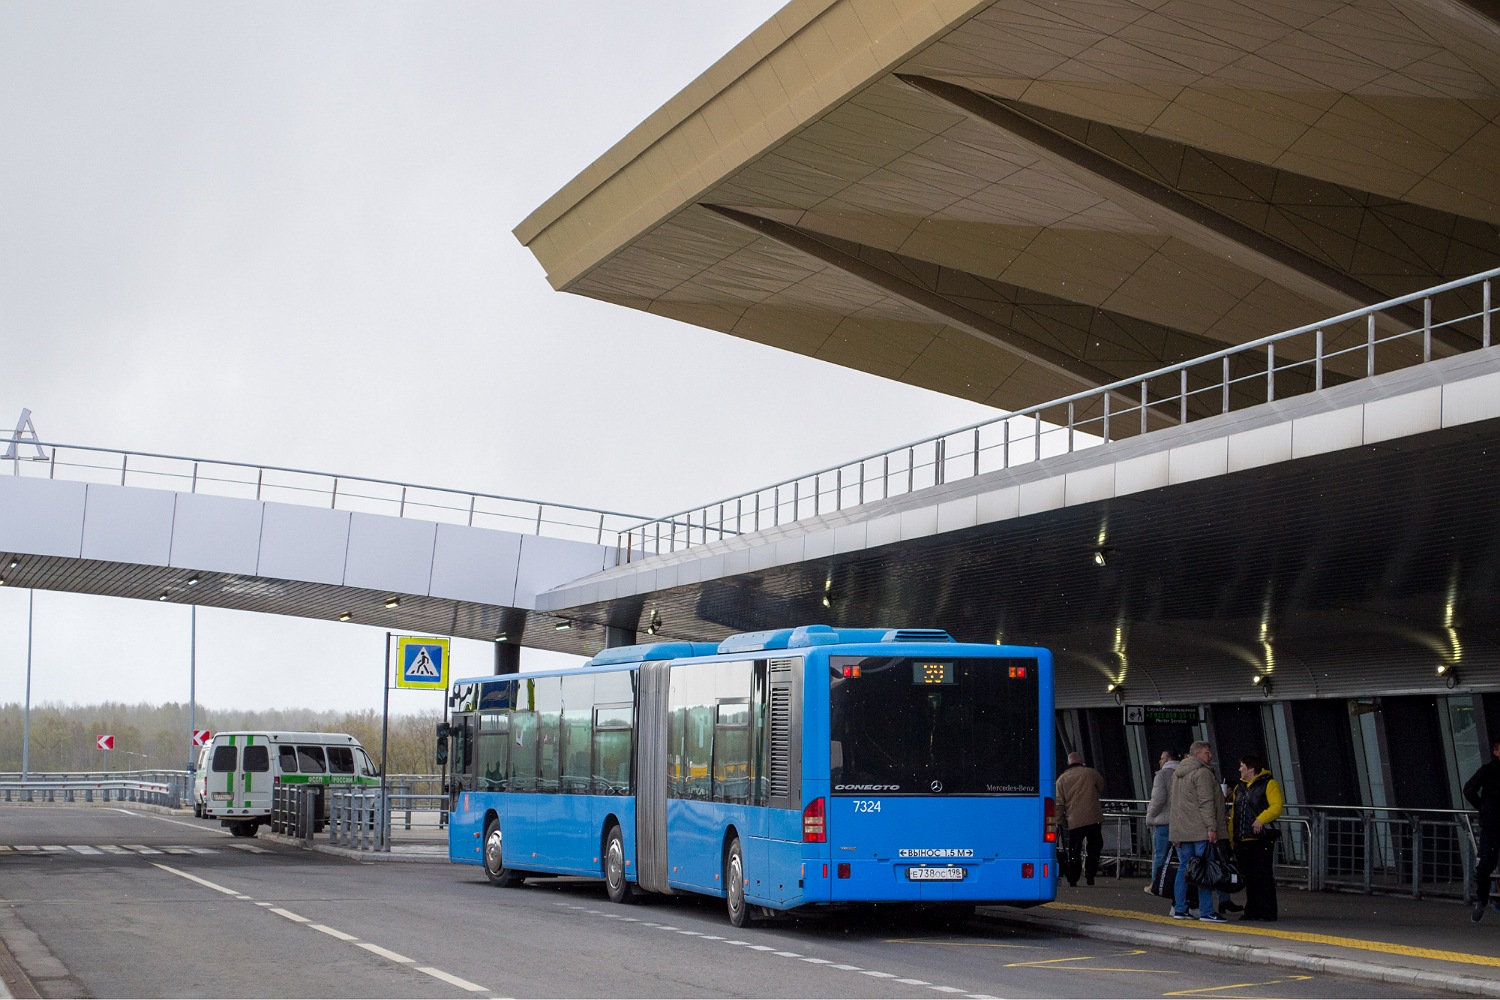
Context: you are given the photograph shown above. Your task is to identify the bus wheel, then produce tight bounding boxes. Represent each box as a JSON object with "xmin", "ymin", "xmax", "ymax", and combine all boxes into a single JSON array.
[
  {"xmin": 604, "ymin": 824, "xmax": 637, "ymax": 905},
  {"xmin": 725, "ymin": 837, "xmax": 756, "ymax": 928},
  {"xmin": 483, "ymin": 819, "xmax": 524, "ymax": 887}
]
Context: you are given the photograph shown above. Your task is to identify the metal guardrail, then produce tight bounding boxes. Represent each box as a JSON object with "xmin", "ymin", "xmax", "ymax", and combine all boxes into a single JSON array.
[
  {"xmin": 0, "ymin": 779, "xmax": 174, "ymax": 806},
  {"xmin": 270, "ymin": 785, "xmax": 319, "ymax": 842},
  {"xmin": 1, "ymin": 769, "xmax": 191, "ymax": 803},
  {"xmin": 0, "ymin": 440, "xmax": 650, "ymax": 548},
  {"xmin": 328, "ymin": 787, "xmax": 388, "ymax": 852},
  {"xmin": 614, "ymin": 266, "xmax": 1500, "ymax": 562},
  {"xmin": 1099, "ymin": 799, "xmax": 1486, "ymax": 902}
]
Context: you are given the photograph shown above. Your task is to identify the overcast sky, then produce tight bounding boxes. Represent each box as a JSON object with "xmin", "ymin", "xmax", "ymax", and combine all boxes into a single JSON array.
[{"xmin": 0, "ymin": 2, "xmax": 1000, "ymax": 729}]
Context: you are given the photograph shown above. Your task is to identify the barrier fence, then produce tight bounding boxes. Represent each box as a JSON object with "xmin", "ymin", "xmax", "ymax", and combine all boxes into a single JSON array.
[{"xmin": 1097, "ymin": 800, "xmax": 1489, "ymax": 902}]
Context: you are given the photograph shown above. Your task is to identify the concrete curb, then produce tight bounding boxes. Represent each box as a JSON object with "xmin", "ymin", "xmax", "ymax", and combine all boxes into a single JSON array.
[
  {"xmin": 979, "ymin": 908, "xmax": 1500, "ymax": 998},
  {"xmin": 259, "ymin": 830, "xmax": 448, "ymax": 863}
]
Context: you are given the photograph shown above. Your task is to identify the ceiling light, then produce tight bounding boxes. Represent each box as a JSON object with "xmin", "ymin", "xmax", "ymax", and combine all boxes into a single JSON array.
[
  {"xmin": 494, "ymin": 631, "xmax": 508, "ymax": 643},
  {"xmin": 187, "ymin": 576, "xmax": 199, "ymax": 586},
  {"xmin": 7, "ymin": 559, "xmax": 17, "ymax": 569},
  {"xmin": 158, "ymin": 592, "xmax": 169, "ymax": 601},
  {"xmin": 0, "ymin": 578, "xmax": 6, "ymax": 587},
  {"xmin": 1094, "ymin": 550, "xmax": 1107, "ymax": 566},
  {"xmin": 384, "ymin": 597, "xmax": 400, "ymax": 609},
  {"xmin": 339, "ymin": 612, "xmax": 352, "ymax": 622},
  {"xmin": 1436, "ymin": 663, "xmax": 1451, "ymax": 675},
  {"xmin": 554, "ymin": 622, "xmax": 572, "ymax": 631}
]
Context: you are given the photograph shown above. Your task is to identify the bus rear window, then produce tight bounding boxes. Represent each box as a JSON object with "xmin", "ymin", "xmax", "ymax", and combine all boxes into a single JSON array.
[{"xmin": 829, "ymin": 656, "xmax": 1039, "ymax": 795}]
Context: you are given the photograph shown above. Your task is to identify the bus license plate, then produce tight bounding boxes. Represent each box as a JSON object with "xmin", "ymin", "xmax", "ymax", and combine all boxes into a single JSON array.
[{"xmin": 908, "ymin": 866, "xmax": 965, "ymax": 881}]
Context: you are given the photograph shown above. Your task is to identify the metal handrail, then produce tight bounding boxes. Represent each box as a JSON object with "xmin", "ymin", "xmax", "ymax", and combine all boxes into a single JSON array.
[
  {"xmin": 1, "ymin": 440, "xmax": 650, "ymax": 547},
  {"xmin": 614, "ymin": 266, "xmax": 1500, "ymax": 562}
]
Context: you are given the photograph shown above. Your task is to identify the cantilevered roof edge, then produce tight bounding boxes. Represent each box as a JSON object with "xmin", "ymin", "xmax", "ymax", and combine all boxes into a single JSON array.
[{"xmin": 513, "ymin": 0, "xmax": 992, "ymax": 291}]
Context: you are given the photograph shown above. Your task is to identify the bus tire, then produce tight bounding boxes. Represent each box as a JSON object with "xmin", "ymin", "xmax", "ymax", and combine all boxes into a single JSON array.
[
  {"xmin": 483, "ymin": 818, "xmax": 525, "ymax": 887},
  {"xmin": 725, "ymin": 836, "xmax": 756, "ymax": 928},
  {"xmin": 603, "ymin": 824, "xmax": 638, "ymax": 904}
]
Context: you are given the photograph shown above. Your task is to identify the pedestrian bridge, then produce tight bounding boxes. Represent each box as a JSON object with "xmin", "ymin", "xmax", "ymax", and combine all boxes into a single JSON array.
[{"xmin": 5, "ymin": 270, "xmax": 1500, "ymax": 705}]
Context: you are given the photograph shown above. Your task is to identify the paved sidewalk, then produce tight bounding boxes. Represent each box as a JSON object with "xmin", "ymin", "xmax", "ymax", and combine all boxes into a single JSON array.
[{"xmin": 980, "ymin": 878, "xmax": 1500, "ymax": 997}]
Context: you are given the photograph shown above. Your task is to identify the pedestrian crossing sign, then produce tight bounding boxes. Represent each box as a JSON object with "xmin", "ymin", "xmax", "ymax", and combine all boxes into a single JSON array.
[{"xmin": 396, "ymin": 636, "xmax": 450, "ymax": 690}]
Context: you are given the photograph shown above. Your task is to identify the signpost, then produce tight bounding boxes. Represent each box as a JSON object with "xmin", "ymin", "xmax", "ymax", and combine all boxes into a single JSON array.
[
  {"xmin": 97, "ymin": 734, "xmax": 114, "ymax": 772},
  {"xmin": 1123, "ymin": 705, "xmax": 1203, "ymax": 725}
]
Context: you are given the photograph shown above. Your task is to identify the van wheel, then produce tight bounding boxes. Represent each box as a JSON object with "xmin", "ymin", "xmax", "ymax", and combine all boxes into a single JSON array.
[
  {"xmin": 725, "ymin": 837, "xmax": 757, "ymax": 928},
  {"xmin": 604, "ymin": 824, "xmax": 638, "ymax": 904},
  {"xmin": 230, "ymin": 821, "xmax": 258, "ymax": 838},
  {"xmin": 483, "ymin": 819, "xmax": 525, "ymax": 887},
  {"xmin": 193, "ymin": 803, "xmax": 203, "ymax": 818}
]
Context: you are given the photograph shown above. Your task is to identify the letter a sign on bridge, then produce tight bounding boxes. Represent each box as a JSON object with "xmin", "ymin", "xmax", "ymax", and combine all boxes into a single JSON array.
[{"xmin": 396, "ymin": 636, "xmax": 450, "ymax": 690}]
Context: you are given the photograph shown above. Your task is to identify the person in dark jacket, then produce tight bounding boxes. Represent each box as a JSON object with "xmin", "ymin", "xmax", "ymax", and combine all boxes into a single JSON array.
[
  {"xmin": 1464, "ymin": 738, "xmax": 1500, "ymax": 923},
  {"xmin": 1231, "ymin": 753, "xmax": 1284, "ymax": 921}
]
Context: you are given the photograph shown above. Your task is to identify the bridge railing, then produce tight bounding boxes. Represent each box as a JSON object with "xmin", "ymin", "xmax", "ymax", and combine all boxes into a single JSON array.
[
  {"xmin": 0, "ymin": 777, "xmax": 175, "ymax": 807},
  {"xmin": 1, "ymin": 441, "xmax": 649, "ymax": 548},
  {"xmin": 1099, "ymin": 800, "xmax": 1486, "ymax": 901},
  {"xmin": 0, "ymin": 769, "xmax": 189, "ymax": 806},
  {"xmin": 615, "ymin": 266, "xmax": 1500, "ymax": 562}
]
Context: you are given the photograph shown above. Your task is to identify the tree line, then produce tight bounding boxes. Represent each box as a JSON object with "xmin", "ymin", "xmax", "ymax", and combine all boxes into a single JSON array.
[{"xmin": 0, "ymin": 702, "xmax": 443, "ymax": 775}]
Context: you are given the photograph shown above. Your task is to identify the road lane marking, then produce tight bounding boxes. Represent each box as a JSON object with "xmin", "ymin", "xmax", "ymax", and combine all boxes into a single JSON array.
[
  {"xmin": 67, "ymin": 846, "xmax": 101, "ymax": 855},
  {"xmin": 153, "ymin": 863, "xmax": 241, "ymax": 896},
  {"xmin": 311, "ymin": 924, "xmax": 359, "ymax": 942},
  {"xmin": 270, "ymin": 908, "xmax": 310, "ymax": 923},
  {"xmin": 357, "ymin": 942, "xmax": 415, "ymax": 964},
  {"xmin": 109, "ymin": 810, "xmax": 231, "ymax": 835},
  {"xmin": 417, "ymin": 966, "xmax": 488, "ymax": 992},
  {"xmin": 122, "ymin": 844, "xmax": 162, "ymax": 854},
  {"xmin": 896, "ymin": 978, "xmax": 931, "ymax": 986},
  {"xmin": 1047, "ymin": 901, "xmax": 1500, "ymax": 969},
  {"xmin": 1164, "ymin": 975, "xmax": 1312, "ymax": 995}
]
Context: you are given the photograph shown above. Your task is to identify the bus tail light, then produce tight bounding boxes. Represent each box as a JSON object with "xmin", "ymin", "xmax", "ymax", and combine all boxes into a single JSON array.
[
  {"xmin": 1044, "ymin": 797, "xmax": 1057, "ymax": 843},
  {"xmin": 837, "ymin": 863, "xmax": 850, "ymax": 879},
  {"xmin": 802, "ymin": 797, "xmax": 826, "ymax": 843},
  {"xmin": 1022, "ymin": 863, "xmax": 1035, "ymax": 878}
]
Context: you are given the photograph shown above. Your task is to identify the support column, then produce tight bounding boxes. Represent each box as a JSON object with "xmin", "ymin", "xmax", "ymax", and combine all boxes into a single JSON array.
[
  {"xmin": 493, "ymin": 642, "xmax": 520, "ymax": 675},
  {"xmin": 604, "ymin": 626, "xmax": 636, "ymax": 649}
]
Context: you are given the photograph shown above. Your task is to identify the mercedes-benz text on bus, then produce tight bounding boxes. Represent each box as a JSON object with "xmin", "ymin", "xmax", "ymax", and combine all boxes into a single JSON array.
[{"xmin": 439, "ymin": 625, "xmax": 1056, "ymax": 925}]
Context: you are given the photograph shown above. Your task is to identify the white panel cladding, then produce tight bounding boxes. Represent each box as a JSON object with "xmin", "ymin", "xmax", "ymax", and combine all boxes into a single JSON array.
[
  {"xmin": 0, "ymin": 476, "xmax": 86, "ymax": 558},
  {"xmin": 976, "ymin": 485, "xmax": 1019, "ymax": 523},
  {"xmin": 81, "ymin": 483, "xmax": 175, "ymax": 565},
  {"xmin": 170, "ymin": 493, "xmax": 264, "ymax": 574},
  {"xmin": 1227, "ymin": 423, "xmax": 1293, "ymax": 473},
  {"xmin": 1168, "ymin": 438, "xmax": 1228, "ymax": 484},
  {"xmin": 1291, "ymin": 406, "xmax": 1364, "ymax": 459},
  {"xmin": 344, "ymin": 513, "xmax": 438, "ymax": 595},
  {"xmin": 1441, "ymin": 370, "xmax": 1500, "ymax": 427},
  {"xmin": 1115, "ymin": 452, "xmax": 1169, "ymax": 496},
  {"xmin": 512, "ymin": 534, "xmax": 611, "ymax": 607},
  {"xmin": 429, "ymin": 523, "xmax": 521, "ymax": 606},
  {"xmin": 257, "ymin": 502, "xmax": 352, "ymax": 586},
  {"xmin": 1064, "ymin": 464, "xmax": 1115, "ymax": 506},
  {"xmin": 1363, "ymin": 387, "xmax": 1442, "ymax": 444},
  {"xmin": 1018, "ymin": 477, "xmax": 1065, "ymax": 517},
  {"xmin": 936, "ymin": 495, "xmax": 977, "ymax": 534}
]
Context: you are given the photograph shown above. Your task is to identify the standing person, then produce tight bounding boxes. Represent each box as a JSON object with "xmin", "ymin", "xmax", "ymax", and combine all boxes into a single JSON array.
[
  {"xmin": 1169, "ymin": 740, "xmax": 1227, "ymax": 922},
  {"xmin": 1144, "ymin": 750, "xmax": 1178, "ymax": 893},
  {"xmin": 1464, "ymin": 738, "xmax": 1500, "ymax": 923},
  {"xmin": 1055, "ymin": 751, "xmax": 1106, "ymax": 887},
  {"xmin": 1231, "ymin": 753, "xmax": 1284, "ymax": 921}
]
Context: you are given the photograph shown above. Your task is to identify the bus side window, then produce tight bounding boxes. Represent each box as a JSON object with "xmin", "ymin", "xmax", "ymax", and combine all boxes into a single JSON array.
[
  {"xmin": 326, "ymin": 747, "xmax": 354, "ymax": 774},
  {"xmin": 211, "ymin": 745, "xmax": 237, "ymax": 772},
  {"xmin": 278, "ymin": 746, "xmax": 299, "ymax": 773},
  {"xmin": 243, "ymin": 746, "xmax": 270, "ymax": 773}
]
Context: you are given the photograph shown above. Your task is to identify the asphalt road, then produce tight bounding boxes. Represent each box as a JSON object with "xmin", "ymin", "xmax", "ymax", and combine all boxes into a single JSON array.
[{"xmin": 0, "ymin": 807, "xmax": 1468, "ymax": 999}]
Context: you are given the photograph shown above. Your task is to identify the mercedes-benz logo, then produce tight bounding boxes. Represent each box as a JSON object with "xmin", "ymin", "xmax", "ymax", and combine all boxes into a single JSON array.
[{"xmin": 930, "ymin": 780, "xmax": 943, "ymax": 793}]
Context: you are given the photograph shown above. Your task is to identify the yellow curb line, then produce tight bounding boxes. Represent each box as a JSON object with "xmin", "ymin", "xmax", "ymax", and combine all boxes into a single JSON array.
[{"xmin": 1043, "ymin": 902, "xmax": 1500, "ymax": 969}]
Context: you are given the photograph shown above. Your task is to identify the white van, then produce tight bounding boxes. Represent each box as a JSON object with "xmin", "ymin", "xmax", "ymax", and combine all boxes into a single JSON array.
[
  {"xmin": 192, "ymin": 745, "xmax": 212, "ymax": 817},
  {"xmin": 202, "ymin": 731, "xmax": 379, "ymax": 837}
]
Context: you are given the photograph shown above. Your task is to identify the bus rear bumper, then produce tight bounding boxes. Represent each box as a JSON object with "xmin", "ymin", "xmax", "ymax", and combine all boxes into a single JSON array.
[{"xmin": 795, "ymin": 858, "xmax": 1056, "ymax": 905}]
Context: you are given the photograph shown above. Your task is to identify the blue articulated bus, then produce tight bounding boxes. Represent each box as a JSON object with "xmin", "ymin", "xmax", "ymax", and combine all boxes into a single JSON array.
[{"xmin": 439, "ymin": 624, "xmax": 1056, "ymax": 926}]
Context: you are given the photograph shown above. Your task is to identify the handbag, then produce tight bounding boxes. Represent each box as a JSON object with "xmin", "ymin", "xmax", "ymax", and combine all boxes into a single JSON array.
[
  {"xmin": 1185, "ymin": 843, "xmax": 1243, "ymax": 894},
  {"xmin": 1259, "ymin": 822, "xmax": 1282, "ymax": 843},
  {"xmin": 1149, "ymin": 857, "xmax": 1178, "ymax": 897}
]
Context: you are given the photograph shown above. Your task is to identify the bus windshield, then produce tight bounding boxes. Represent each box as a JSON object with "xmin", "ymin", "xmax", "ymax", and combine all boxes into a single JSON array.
[{"xmin": 829, "ymin": 655, "xmax": 1039, "ymax": 795}]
